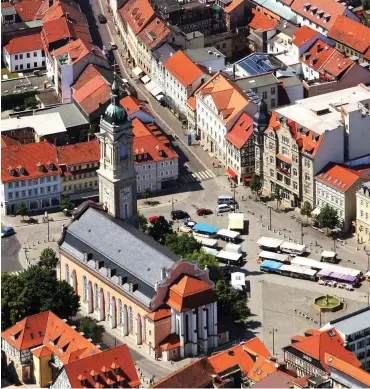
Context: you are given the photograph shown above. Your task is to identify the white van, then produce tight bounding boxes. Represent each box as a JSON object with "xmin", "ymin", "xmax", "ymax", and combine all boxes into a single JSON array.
[
  {"xmin": 217, "ymin": 195, "xmax": 234, "ymax": 205},
  {"xmin": 216, "ymin": 204, "xmax": 232, "ymax": 215}
]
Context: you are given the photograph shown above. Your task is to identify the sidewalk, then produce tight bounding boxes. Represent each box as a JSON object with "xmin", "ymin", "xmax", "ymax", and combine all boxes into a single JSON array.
[
  {"xmin": 137, "ymin": 189, "xmax": 192, "ymax": 210},
  {"xmin": 18, "ymin": 240, "xmax": 59, "ymax": 269},
  {"xmin": 1, "ymin": 211, "xmax": 70, "ymax": 229}
]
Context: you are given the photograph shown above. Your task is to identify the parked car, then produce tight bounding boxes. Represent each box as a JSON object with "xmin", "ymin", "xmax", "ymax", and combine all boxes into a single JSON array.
[
  {"xmin": 337, "ymin": 283, "xmax": 346, "ymax": 289},
  {"xmin": 171, "ymin": 210, "xmax": 190, "ymax": 220},
  {"xmin": 196, "ymin": 208, "xmax": 213, "ymax": 216},
  {"xmin": 318, "ymin": 279, "xmax": 327, "ymax": 286},
  {"xmin": 149, "ymin": 216, "xmax": 159, "ymax": 223},
  {"xmin": 179, "ymin": 225, "xmax": 193, "ymax": 233},
  {"xmin": 345, "ymin": 284, "xmax": 354, "ymax": 291},
  {"xmin": 1, "ymin": 226, "xmax": 15, "ymax": 238},
  {"xmin": 109, "ymin": 41, "xmax": 118, "ymax": 50},
  {"xmin": 13, "ymin": 105, "xmax": 25, "ymax": 112},
  {"xmin": 98, "ymin": 13, "xmax": 107, "ymax": 23},
  {"xmin": 184, "ymin": 219, "xmax": 196, "ymax": 227},
  {"xmin": 328, "ymin": 280, "xmax": 338, "ymax": 287},
  {"xmin": 216, "ymin": 204, "xmax": 232, "ymax": 215}
]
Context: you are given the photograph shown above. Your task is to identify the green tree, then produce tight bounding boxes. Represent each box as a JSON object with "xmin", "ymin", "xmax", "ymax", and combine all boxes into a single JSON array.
[
  {"xmin": 24, "ymin": 95, "xmax": 37, "ymax": 109},
  {"xmin": 147, "ymin": 216, "xmax": 173, "ymax": 244},
  {"xmin": 142, "ymin": 188, "xmax": 152, "ymax": 204},
  {"xmin": 300, "ymin": 201, "xmax": 313, "ymax": 225},
  {"xmin": 165, "ymin": 233, "xmax": 202, "ymax": 257},
  {"xmin": 274, "ymin": 187, "xmax": 283, "ymax": 210},
  {"xmin": 60, "ymin": 197, "xmax": 74, "ymax": 212},
  {"xmin": 138, "ymin": 212, "xmax": 148, "ymax": 233},
  {"xmin": 77, "ymin": 317, "xmax": 105, "ymax": 343},
  {"xmin": 187, "ymin": 250, "xmax": 222, "ymax": 281},
  {"xmin": 317, "ymin": 204, "xmax": 339, "ymax": 232},
  {"xmin": 17, "ymin": 201, "xmax": 28, "ymax": 221},
  {"xmin": 249, "ymin": 174, "xmax": 262, "ymax": 197},
  {"xmin": 39, "ymin": 248, "xmax": 58, "ymax": 269},
  {"xmin": 215, "ymin": 280, "xmax": 250, "ymax": 323},
  {"xmin": 1, "ymin": 266, "xmax": 80, "ymax": 331}
]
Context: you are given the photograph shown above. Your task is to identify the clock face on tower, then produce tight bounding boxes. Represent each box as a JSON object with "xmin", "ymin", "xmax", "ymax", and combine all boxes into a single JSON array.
[
  {"xmin": 120, "ymin": 186, "xmax": 131, "ymax": 201},
  {"xmin": 104, "ymin": 187, "xmax": 111, "ymax": 200}
]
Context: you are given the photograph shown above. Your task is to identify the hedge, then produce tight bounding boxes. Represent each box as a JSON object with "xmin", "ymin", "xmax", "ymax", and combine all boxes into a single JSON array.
[{"xmin": 1, "ymin": 91, "xmax": 39, "ymax": 112}]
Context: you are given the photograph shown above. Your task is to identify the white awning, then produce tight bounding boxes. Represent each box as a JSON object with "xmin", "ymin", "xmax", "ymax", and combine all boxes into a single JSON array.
[
  {"xmin": 228, "ymin": 213, "xmax": 244, "ymax": 230},
  {"xmin": 132, "ymin": 66, "xmax": 143, "ymax": 77},
  {"xmin": 217, "ymin": 250, "xmax": 242, "ymax": 262},
  {"xmin": 150, "ymin": 85, "xmax": 163, "ymax": 97},
  {"xmin": 217, "ymin": 229, "xmax": 240, "ymax": 239},
  {"xmin": 156, "ymin": 93, "xmax": 165, "ymax": 101},
  {"xmin": 145, "ymin": 81, "xmax": 157, "ymax": 92},
  {"xmin": 141, "ymin": 75, "xmax": 151, "ymax": 84}
]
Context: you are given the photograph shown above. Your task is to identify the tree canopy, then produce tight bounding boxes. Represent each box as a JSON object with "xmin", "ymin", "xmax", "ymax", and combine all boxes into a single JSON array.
[
  {"xmin": 17, "ymin": 201, "xmax": 28, "ymax": 220},
  {"xmin": 165, "ymin": 233, "xmax": 202, "ymax": 257},
  {"xmin": 147, "ymin": 216, "xmax": 173, "ymax": 244},
  {"xmin": 187, "ymin": 250, "xmax": 222, "ymax": 281},
  {"xmin": 317, "ymin": 204, "xmax": 339, "ymax": 231},
  {"xmin": 39, "ymin": 248, "xmax": 58, "ymax": 269},
  {"xmin": 249, "ymin": 174, "xmax": 262, "ymax": 194},
  {"xmin": 300, "ymin": 201, "xmax": 313, "ymax": 224},
  {"xmin": 60, "ymin": 197, "xmax": 74, "ymax": 212},
  {"xmin": 76, "ymin": 317, "xmax": 105, "ymax": 343},
  {"xmin": 138, "ymin": 212, "xmax": 148, "ymax": 233}
]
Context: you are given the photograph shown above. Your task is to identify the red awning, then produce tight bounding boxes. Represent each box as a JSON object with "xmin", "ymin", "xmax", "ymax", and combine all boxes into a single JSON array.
[
  {"xmin": 244, "ymin": 176, "xmax": 252, "ymax": 182},
  {"xmin": 226, "ymin": 168, "xmax": 238, "ymax": 178}
]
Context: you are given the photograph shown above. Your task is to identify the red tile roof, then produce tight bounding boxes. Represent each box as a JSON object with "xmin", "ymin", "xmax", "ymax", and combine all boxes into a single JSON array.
[
  {"xmin": 4, "ymin": 33, "xmax": 43, "ymax": 55},
  {"xmin": 52, "ymin": 39, "xmax": 104, "ymax": 65},
  {"xmin": 225, "ymin": 112, "xmax": 253, "ymax": 149},
  {"xmin": 56, "ymin": 140, "xmax": 100, "ymax": 166},
  {"xmin": 166, "ymin": 275, "xmax": 216, "ymax": 312},
  {"xmin": 292, "ymin": 26, "xmax": 318, "ymax": 47},
  {"xmin": 32, "ymin": 345, "xmax": 53, "ymax": 358},
  {"xmin": 72, "ymin": 73, "xmax": 111, "ymax": 114},
  {"xmin": 301, "ymin": 40, "xmax": 335, "ymax": 71},
  {"xmin": 315, "ymin": 164, "xmax": 369, "ymax": 192},
  {"xmin": 1, "ymin": 135, "xmax": 21, "ymax": 148},
  {"xmin": 41, "ymin": 18, "xmax": 74, "ymax": 48},
  {"xmin": 164, "ymin": 50, "xmax": 205, "ymax": 87},
  {"xmin": 187, "ymin": 96, "xmax": 196, "ymax": 111},
  {"xmin": 325, "ymin": 353, "xmax": 370, "ymax": 386},
  {"xmin": 291, "ymin": 0, "xmax": 352, "ymax": 31},
  {"xmin": 249, "ymin": 9, "xmax": 278, "ymax": 32},
  {"xmin": 159, "ymin": 333, "xmax": 180, "ymax": 351},
  {"xmin": 1, "ymin": 141, "xmax": 61, "ymax": 183},
  {"xmin": 152, "ymin": 357, "xmax": 216, "ymax": 388},
  {"xmin": 13, "ymin": 0, "xmax": 43, "ymax": 21},
  {"xmin": 284, "ymin": 328, "xmax": 361, "ymax": 373},
  {"xmin": 138, "ymin": 17, "xmax": 170, "ymax": 50},
  {"xmin": 320, "ymin": 50, "xmax": 355, "ymax": 78},
  {"xmin": 120, "ymin": 95, "xmax": 154, "ymax": 118},
  {"xmin": 253, "ymin": 371, "xmax": 295, "ymax": 388},
  {"xmin": 119, "ymin": 0, "xmax": 155, "ymax": 35},
  {"xmin": 328, "ymin": 16, "xmax": 370, "ymax": 59},
  {"xmin": 63, "ymin": 344, "xmax": 140, "ymax": 388},
  {"xmin": 224, "ymin": 0, "xmax": 244, "ymax": 13},
  {"xmin": 146, "ymin": 307, "xmax": 171, "ymax": 322}
]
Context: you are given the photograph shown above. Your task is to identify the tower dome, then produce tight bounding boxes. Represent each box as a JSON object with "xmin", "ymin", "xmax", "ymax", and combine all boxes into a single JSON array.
[
  {"xmin": 103, "ymin": 74, "xmax": 127, "ymax": 126},
  {"xmin": 253, "ymin": 98, "xmax": 270, "ymax": 134}
]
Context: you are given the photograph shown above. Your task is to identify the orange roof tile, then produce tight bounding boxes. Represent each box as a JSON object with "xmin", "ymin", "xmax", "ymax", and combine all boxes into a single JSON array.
[
  {"xmin": 300, "ymin": 40, "xmax": 335, "ymax": 71},
  {"xmin": 41, "ymin": 18, "xmax": 74, "ymax": 47},
  {"xmin": 52, "ymin": 39, "xmax": 104, "ymax": 64},
  {"xmin": 315, "ymin": 164, "xmax": 369, "ymax": 192},
  {"xmin": 64, "ymin": 344, "xmax": 140, "ymax": 388},
  {"xmin": 164, "ymin": 50, "xmax": 205, "ymax": 87},
  {"xmin": 247, "ymin": 357, "xmax": 279, "ymax": 383},
  {"xmin": 14, "ymin": 0, "xmax": 43, "ymax": 21},
  {"xmin": 249, "ymin": 9, "xmax": 278, "ymax": 32},
  {"xmin": 325, "ymin": 353, "xmax": 370, "ymax": 386},
  {"xmin": 225, "ymin": 112, "xmax": 253, "ymax": 149},
  {"xmin": 159, "ymin": 333, "xmax": 180, "ymax": 351},
  {"xmin": 209, "ymin": 338, "xmax": 272, "ymax": 375},
  {"xmin": 292, "ymin": 26, "xmax": 318, "ymax": 47},
  {"xmin": 4, "ymin": 33, "xmax": 43, "ymax": 55},
  {"xmin": 291, "ymin": 0, "xmax": 351, "ymax": 31},
  {"xmin": 120, "ymin": 95, "xmax": 154, "ymax": 118},
  {"xmin": 119, "ymin": 0, "xmax": 154, "ymax": 35},
  {"xmin": 187, "ymin": 96, "xmax": 196, "ymax": 111},
  {"xmin": 320, "ymin": 50, "xmax": 354, "ymax": 78},
  {"xmin": 284, "ymin": 328, "xmax": 361, "ymax": 373},
  {"xmin": 138, "ymin": 17, "xmax": 170, "ymax": 49},
  {"xmin": 170, "ymin": 275, "xmax": 212, "ymax": 297},
  {"xmin": 328, "ymin": 16, "xmax": 370, "ymax": 59},
  {"xmin": 56, "ymin": 140, "xmax": 100, "ymax": 166},
  {"xmin": 146, "ymin": 307, "xmax": 171, "ymax": 321},
  {"xmin": 1, "ymin": 142, "xmax": 61, "ymax": 183},
  {"xmin": 196, "ymin": 72, "xmax": 251, "ymax": 126},
  {"xmin": 1, "ymin": 135, "xmax": 20, "ymax": 148},
  {"xmin": 224, "ymin": 0, "xmax": 244, "ymax": 13},
  {"xmin": 32, "ymin": 345, "xmax": 53, "ymax": 358}
]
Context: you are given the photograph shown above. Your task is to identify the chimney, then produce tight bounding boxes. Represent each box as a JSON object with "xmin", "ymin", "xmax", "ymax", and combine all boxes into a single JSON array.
[{"xmin": 155, "ymin": 280, "xmax": 159, "ymax": 291}]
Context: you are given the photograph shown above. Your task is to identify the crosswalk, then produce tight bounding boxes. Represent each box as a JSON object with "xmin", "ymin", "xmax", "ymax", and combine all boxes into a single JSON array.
[{"xmin": 179, "ymin": 169, "xmax": 216, "ymax": 183}]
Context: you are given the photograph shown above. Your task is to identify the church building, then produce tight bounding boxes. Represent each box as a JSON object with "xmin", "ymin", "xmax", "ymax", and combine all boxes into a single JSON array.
[{"xmin": 57, "ymin": 79, "xmax": 228, "ymax": 360}]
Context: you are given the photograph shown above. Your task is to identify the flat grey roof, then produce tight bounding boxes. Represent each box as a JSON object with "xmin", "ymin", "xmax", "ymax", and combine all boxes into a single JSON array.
[
  {"xmin": 34, "ymin": 104, "xmax": 88, "ymax": 129},
  {"xmin": 1, "ymin": 73, "xmax": 53, "ymax": 96},
  {"xmin": 153, "ymin": 43, "xmax": 177, "ymax": 63},
  {"xmin": 1, "ymin": 6, "xmax": 16, "ymax": 16},
  {"xmin": 331, "ymin": 307, "xmax": 370, "ymax": 335},
  {"xmin": 184, "ymin": 47, "xmax": 225, "ymax": 63},
  {"xmin": 234, "ymin": 72, "xmax": 279, "ymax": 90},
  {"xmin": 185, "ymin": 31, "xmax": 204, "ymax": 39},
  {"xmin": 60, "ymin": 207, "xmax": 178, "ymax": 307}
]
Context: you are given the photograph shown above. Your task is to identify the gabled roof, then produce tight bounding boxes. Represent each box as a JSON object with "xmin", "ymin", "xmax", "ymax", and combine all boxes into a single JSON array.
[
  {"xmin": 146, "ymin": 307, "xmax": 171, "ymax": 321},
  {"xmin": 1, "ymin": 135, "xmax": 21, "ymax": 148},
  {"xmin": 320, "ymin": 50, "xmax": 355, "ymax": 78},
  {"xmin": 315, "ymin": 164, "xmax": 369, "ymax": 192},
  {"xmin": 187, "ymin": 96, "xmax": 196, "ymax": 111},
  {"xmin": 4, "ymin": 33, "xmax": 43, "ymax": 55},
  {"xmin": 224, "ymin": 0, "xmax": 244, "ymax": 13},
  {"xmin": 328, "ymin": 15, "xmax": 370, "ymax": 59},
  {"xmin": 291, "ymin": 0, "xmax": 351, "ymax": 31},
  {"xmin": 56, "ymin": 140, "xmax": 100, "ymax": 166},
  {"xmin": 325, "ymin": 353, "xmax": 370, "ymax": 386},
  {"xmin": 300, "ymin": 39, "xmax": 335, "ymax": 71},
  {"xmin": 41, "ymin": 17, "xmax": 74, "ymax": 47},
  {"xmin": 138, "ymin": 17, "xmax": 170, "ymax": 50},
  {"xmin": 52, "ymin": 39, "xmax": 105, "ymax": 64},
  {"xmin": 120, "ymin": 95, "xmax": 154, "ymax": 118},
  {"xmin": 164, "ymin": 50, "xmax": 205, "ymax": 87},
  {"xmin": 196, "ymin": 72, "xmax": 251, "ymax": 126},
  {"xmin": 32, "ymin": 345, "xmax": 53, "ymax": 358},
  {"xmin": 63, "ymin": 344, "xmax": 140, "ymax": 388},
  {"xmin": 249, "ymin": 8, "xmax": 278, "ymax": 32},
  {"xmin": 284, "ymin": 328, "xmax": 361, "ymax": 373},
  {"xmin": 1, "ymin": 141, "xmax": 61, "ymax": 183},
  {"xmin": 119, "ymin": 0, "xmax": 155, "ymax": 35},
  {"xmin": 72, "ymin": 64, "xmax": 112, "ymax": 91},
  {"xmin": 225, "ymin": 112, "xmax": 254, "ymax": 149},
  {"xmin": 13, "ymin": 0, "xmax": 43, "ymax": 22},
  {"xmin": 292, "ymin": 25, "xmax": 318, "ymax": 47}
]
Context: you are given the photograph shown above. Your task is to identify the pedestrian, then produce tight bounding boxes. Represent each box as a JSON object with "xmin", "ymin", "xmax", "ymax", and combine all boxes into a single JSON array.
[{"xmin": 177, "ymin": 226, "xmax": 180, "ymax": 232}]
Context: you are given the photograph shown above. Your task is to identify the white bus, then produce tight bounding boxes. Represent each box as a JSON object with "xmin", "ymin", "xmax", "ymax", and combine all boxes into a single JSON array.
[{"xmin": 280, "ymin": 242, "xmax": 306, "ymax": 256}]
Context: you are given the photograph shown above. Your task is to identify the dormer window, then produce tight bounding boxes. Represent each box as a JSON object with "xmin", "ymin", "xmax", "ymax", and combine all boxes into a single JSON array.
[
  {"xmin": 47, "ymin": 162, "xmax": 55, "ymax": 170},
  {"xmin": 17, "ymin": 165, "xmax": 25, "ymax": 175},
  {"xmin": 304, "ymin": 2, "xmax": 310, "ymax": 11},
  {"xmin": 36, "ymin": 162, "xmax": 44, "ymax": 172},
  {"xmin": 9, "ymin": 167, "xmax": 15, "ymax": 176}
]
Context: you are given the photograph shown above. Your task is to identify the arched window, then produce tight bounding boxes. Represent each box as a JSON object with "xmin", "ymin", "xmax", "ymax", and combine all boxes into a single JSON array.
[
  {"xmin": 83, "ymin": 276, "xmax": 88, "ymax": 302},
  {"xmin": 65, "ymin": 264, "xmax": 70, "ymax": 284},
  {"xmin": 107, "ymin": 292, "xmax": 111, "ymax": 315},
  {"xmin": 124, "ymin": 203, "xmax": 129, "ymax": 219},
  {"xmin": 94, "ymin": 283, "xmax": 99, "ymax": 310},
  {"xmin": 128, "ymin": 306, "xmax": 133, "ymax": 334},
  {"xmin": 118, "ymin": 299, "xmax": 123, "ymax": 326}
]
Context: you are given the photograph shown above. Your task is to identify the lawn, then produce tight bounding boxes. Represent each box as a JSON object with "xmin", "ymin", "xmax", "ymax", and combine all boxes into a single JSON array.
[
  {"xmin": 1, "ymin": 67, "xmax": 19, "ymax": 80},
  {"xmin": 315, "ymin": 295, "xmax": 340, "ymax": 308}
]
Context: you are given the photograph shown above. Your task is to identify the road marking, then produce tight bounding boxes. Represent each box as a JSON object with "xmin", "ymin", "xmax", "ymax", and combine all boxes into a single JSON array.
[{"xmin": 179, "ymin": 170, "xmax": 217, "ymax": 183}]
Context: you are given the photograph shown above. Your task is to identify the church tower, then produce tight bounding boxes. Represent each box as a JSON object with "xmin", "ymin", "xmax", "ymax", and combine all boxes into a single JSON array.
[
  {"xmin": 96, "ymin": 76, "xmax": 137, "ymax": 223},
  {"xmin": 253, "ymin": 98, "xmax": 270, "ymax": 178}
]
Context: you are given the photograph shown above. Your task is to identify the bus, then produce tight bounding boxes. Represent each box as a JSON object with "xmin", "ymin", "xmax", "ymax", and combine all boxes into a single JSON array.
[
  {"xmin": 257, "ymin": 237, "xmax": 284, "ymax": 252},
  {"xmin": 280, "ymin": 242, "xmax": 306, "ymax": 256}
]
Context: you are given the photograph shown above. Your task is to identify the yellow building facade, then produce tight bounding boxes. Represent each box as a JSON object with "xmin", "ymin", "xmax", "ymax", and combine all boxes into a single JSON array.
[{"xmin": 356, "ymin": 182, "xmax": 370, "ymax": 244}]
